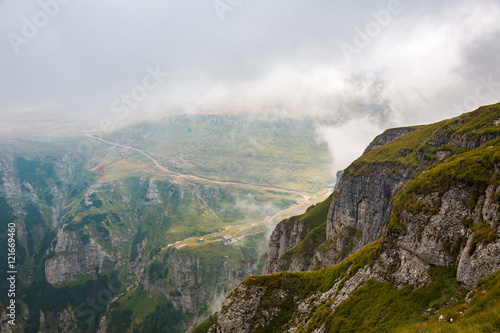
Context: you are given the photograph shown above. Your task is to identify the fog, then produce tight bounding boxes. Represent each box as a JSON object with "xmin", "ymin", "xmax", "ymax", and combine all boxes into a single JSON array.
[{"xmin": 1, "ymin": 0, "xmax": 500, "ymax": 165}]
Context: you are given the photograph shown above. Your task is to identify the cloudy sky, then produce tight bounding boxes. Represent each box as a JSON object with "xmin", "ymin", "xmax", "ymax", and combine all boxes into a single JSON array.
[{"xmin": 1, "ymin": 0, "xmax": 500, "ymax": 167}]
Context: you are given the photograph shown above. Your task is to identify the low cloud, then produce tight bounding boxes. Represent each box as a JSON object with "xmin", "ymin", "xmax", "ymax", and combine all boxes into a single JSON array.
[
  {"xmin": 234, "ymin": 193, "xmax": 278, "ymax": 218},
  {"xmin": 0, "ymin": 0, "xmax": 499, "ymax": 139},
  {"xmin": 316, "ymin": 117, "xmax": 383, "ymax": 175}
]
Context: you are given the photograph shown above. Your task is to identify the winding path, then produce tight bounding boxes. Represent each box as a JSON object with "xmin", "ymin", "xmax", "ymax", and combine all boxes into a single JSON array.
[{"xmin": 86, "ymin": 134, "xmax": 310, "ymax": 200}]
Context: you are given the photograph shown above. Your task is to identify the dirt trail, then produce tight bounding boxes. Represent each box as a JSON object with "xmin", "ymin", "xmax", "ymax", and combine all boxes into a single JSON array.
[
  {"xmin": 87, "ymin": 134, "xmax": 319, "ymax": 250},
  {"xmin": 87, "ymin": 134, "xmax": 310, "ymax": 200}
]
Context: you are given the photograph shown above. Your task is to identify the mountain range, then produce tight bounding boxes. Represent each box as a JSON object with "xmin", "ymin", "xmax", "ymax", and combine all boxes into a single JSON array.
[
  {"xmin": 1, "ymin": 104, "xmax": 500, "ymax": 332},
  {"xmin": 198, "ymin": 103, "xmax": 500, "ymax": 333}
]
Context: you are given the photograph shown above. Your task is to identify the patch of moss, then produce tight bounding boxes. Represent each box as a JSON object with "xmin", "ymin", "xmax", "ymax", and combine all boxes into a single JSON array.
[
  {"xmin": 469, "ymin": 222, "xmax": 499, "ymax": 255},
  {"xmin": 388, "ymin": 140, "xmax": 500, "ymax": 237},
  {"xmin": 311, "ymin": 267, "xmax": 465, "ymax": 333}
]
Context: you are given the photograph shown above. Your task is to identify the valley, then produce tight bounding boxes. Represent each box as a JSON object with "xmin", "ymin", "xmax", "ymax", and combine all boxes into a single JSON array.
[
  {"xmin": 3, "ymin": 1, "xmax": 499, "ymax": 332},
  {"xmin": 0, "ymin": 113, "xmax": 335, "ymax": 332}
]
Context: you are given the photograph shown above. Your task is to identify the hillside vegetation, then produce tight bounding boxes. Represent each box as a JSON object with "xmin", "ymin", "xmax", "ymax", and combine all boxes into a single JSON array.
[
  {"xmin": 0, "ymin": 114, "xmax": 334, "ymax": 332},
  {"xmin": 199, "ymin": 103, "xmax": 500, "ymax": 333}
]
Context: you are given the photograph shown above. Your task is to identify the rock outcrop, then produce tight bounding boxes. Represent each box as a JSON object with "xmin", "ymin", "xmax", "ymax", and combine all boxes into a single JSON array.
[
  {"xmin": 324, "ymin": 165, "xmax": 417, "ymax": 264},
  {"xmin": 45, "ymin": 230, "xmax": 115, "ymax": 284},
  {"xmin": 143, "ymin": 248, "xmax": 264, "ymax": 314},
  {"xmin": 264, "ymin": 126, "xmax": 420, "ymax": 274},
  {"xmin": 363, "ymin": 127, "xmax": 415, "ymax": 154},
  {"xmin": 207, "ymin": 104, "xmax": 500, "ymax": 333},
  {"xmin": 208, "ymin": 285, "xmax": 267, "ymax": 333},
  {"xmin": 264, "ymin": 219, "xmax": 306, "ymax": 274}
]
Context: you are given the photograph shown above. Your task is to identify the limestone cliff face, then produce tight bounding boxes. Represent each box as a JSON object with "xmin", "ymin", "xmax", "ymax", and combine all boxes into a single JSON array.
[
  {"xmin": 208, "ymin": 105, "xmax": 500, "ymax": 332},
  {"xmin": 265, "ymin": 113, "xmax": 500, "ymax": 275},
  {"xmin": 45, "ymin": 230, "xmax": 115, "ymax": 284},
  {"xmin": 143, "ymin": 250, "xmax": 263, "ymax": 314},
  {"xmin": 264, "ymin": 195, "xmax": 334, "ymax": 274},
  {"xmin": 363, "ymin": 127, "xmax": 416, "ymax": 154},
  {"xmin": 264, "ymin": 219, "xmax": 306, "ymax": 274},
  {"xmin": 379, "ymin": 184, "xmax": 500, "ymax": 290},
  {"xmin": 143, "ymin": 251, "xmax": 211, "ymax": 313},
  {"xmin": 264, "ymin": 127, "xmax": 419, "ymax": 274},
  {"xmin": 208, "ymin": 284, "xmax": 267, "ymax": 333},
  {"xmin": 323, "ymin": 165, "xmax": 417, "ymax": 265},
  {"xmin": 456, "ymin": 185, "xmax": 500, "ymax": 289}
]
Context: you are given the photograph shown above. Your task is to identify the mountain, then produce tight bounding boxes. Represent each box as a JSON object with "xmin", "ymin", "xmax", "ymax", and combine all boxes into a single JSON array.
[
  {"xmin": 200, "ymin": 103, "xmax": 500, "ymax": 332},
  {"xmin": 0, "ymin": 114, "xmax": 335, "ymax": 332}
]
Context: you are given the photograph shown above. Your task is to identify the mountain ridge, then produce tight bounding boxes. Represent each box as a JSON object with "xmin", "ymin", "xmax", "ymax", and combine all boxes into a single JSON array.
[{"xmin": 202, "ymin": 103, "xmax": 500, "ymax": 333}]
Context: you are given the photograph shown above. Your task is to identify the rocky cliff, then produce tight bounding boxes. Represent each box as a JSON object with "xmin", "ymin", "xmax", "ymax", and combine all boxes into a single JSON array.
[
  {"xmin": 264, "ymin": 127, "xmax": 420, "ymax": 274},
  {"xmin": 264, "ymin": 196, "xmax": 332, "ymax": 274},
  {"xmin": 141, "ymin": 245, "xmax": 264, "ymax": 314},
  {"xmin": 45, "ymin": 229, "xmax": 116, "ymax": 285},
  {"xmin": 204, "ymin": 103, "xmax": 500, "ymax": 333}
]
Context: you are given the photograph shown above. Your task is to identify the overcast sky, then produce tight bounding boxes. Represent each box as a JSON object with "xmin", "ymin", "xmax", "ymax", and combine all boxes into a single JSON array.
[{"xmin": 1, "ymin": 0, "xmax": 500, "ymax": 167}]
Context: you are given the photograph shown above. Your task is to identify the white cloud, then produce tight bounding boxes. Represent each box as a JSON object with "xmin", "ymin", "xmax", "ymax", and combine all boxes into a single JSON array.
[
  {"xmin": 316, "ymin": 117, "xmax": 383, "ymax": 174},
  {"xmin": 1, "ymin": 0, "xmax": 499, "ymax": 140}
]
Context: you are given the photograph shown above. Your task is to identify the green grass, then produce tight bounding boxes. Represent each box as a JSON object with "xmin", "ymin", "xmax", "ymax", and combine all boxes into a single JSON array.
[
  {"xmin": 133, "ymin": 300, "xmax": 190, "ymax": 333},
  {"xmin": 105, "ymin": 114, "xmax": 335, "ymax": 192},
  {"xmin": 193, "ymin": 313, "xmax": 218, "ymax": 333},
  {"xmin": 346, "ymin": 122, "xmax": 441, "ymax": 176},
  {"xmin": 246, "ymin": 240, "xmax": 381, "ymax": 293},
  {"xmin": 279, "ymin": 193, "xmax": 333, "ymax": 240},
  {"xmin": 398, "ymin": 270, "xmax": 500, "ymax": 333},
  {"xmin": 230, "ymin": 263, "xmax": 499, "ymax": 333},
  {"xmin": 109, "ymin": 285, "xmax": 167, "ymax": 323},
  {"xmin": 108, "ymin": 285, "xmax": 190, "ymax": 333},
  {"xmin": 388, "ymin": 139, "xmax": 500, "ymax": 235},
  {"xmin": 346, "ymin": 103, "xmax": 500, "ymax": 178},
  {"xmin": 237, "ymin": 241, "xmax": 381, "ymax": 332},
  {"xmin": 297, "ymin": 194, "xmax": 334, "ymax": 238},
  {"xmin": 314, "ymin": 267, "xmax": 465, "ymax": 333}
]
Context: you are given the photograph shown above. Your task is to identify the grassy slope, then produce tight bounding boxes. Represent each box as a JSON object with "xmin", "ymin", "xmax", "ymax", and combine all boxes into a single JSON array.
[
  {"xmin": 245, "ymin": 241, "xmax": 382, "ymax": 333},
  {"xmin": 389, "ymin": 139, "xmax": 500, "ymax": 235},
  {"xmin": 272, "ymin": 195, "xmax": 333, "ymax": 269},
  {"xmin": 104, "ymin": 114, "xmax": 334, "ymax": 192},
  {"xmin": 303, "ymin": 268, "xmax": 500, "ymax": 333},
  {"xmin": 195, "ymin": 103, "xmax": 500, "ymax": 333},
  {"xmin": 193, "ymin": 313, "xmax": 218, "ymax": 333},
  {"xmin": 400, "ymin": 270, "xmax": 500, "ymax": 333},
  {"xmin": 277, "ymin": 193, "xmax": 333, "ymax": 238},
  {"xmin": 346, "ymin": 103, "xmax": 500, "ymax": 177}
]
